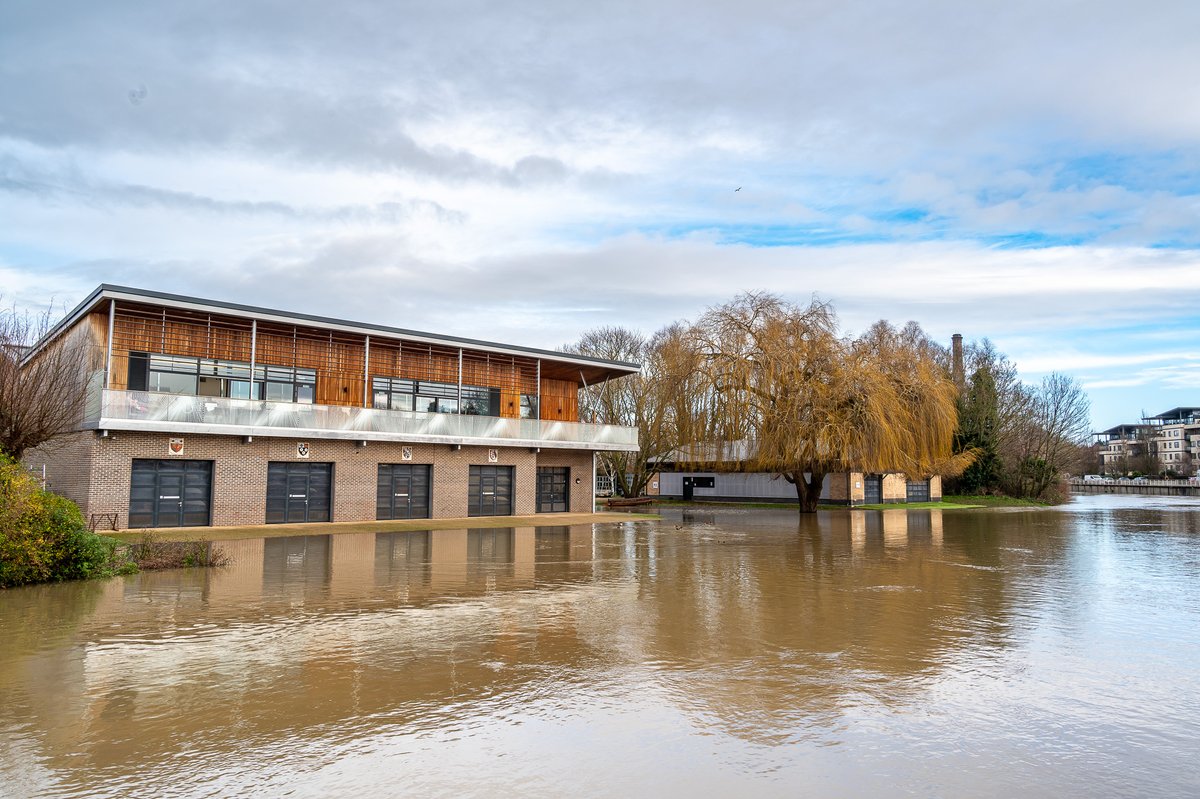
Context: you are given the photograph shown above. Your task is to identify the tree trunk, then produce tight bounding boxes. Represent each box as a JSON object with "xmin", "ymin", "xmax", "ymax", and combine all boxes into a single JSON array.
[{"xmin": 784, "ymin": 470, "xmax": 825, "ymax": 513}]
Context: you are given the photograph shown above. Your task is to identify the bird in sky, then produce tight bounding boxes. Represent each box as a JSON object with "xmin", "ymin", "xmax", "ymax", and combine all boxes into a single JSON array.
[{"xmin": 734, "ymin": 187, "xmax": 741, "ymax": 192}]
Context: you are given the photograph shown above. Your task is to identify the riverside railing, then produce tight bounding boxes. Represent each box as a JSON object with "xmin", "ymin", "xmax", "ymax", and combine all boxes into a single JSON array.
[{"xmin": 87, "ymin": 389, "xmax": 640, "ymax": 450}]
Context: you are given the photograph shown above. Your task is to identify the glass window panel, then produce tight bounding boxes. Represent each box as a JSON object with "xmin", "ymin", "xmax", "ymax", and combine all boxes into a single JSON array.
[
  {"xmin": 418, "ymin": 396, "xmax": 439, "ymax": 413},
  {"xmin": 296, "ymin": 368, "xmax": 317, "ymax": 382},
  {"xmin": 214, "ymin": 360, "xmax": 250, "ymax": 379},
  {"xmin": 392, "ymin": 393, "xmax": 414, "ymax": 412},
  {"xmin": 438, "ymin": 398, "xmax": 459, "ymax": 414},
  {"xmin": 295, "ymin": 383, "xmax": 315, "ymax": 404},
  {"xmin": 265, "ymin": 382, "xmax": 292, "ymax": 402},
  {"xmin": 374, "ymin": 391, "xmax": 390, "ymax": 409},
  {"xmin": 149, "ymin": 371, "xmax": 198, "ymax": 395},
  {"xmin": 150, "ymin": 354, "xmax": 199, "ymax": 373},
  {"xmin": 265, "ymin": 366, "xmax": 293, "ymax": 382},
  {"xmin": 228, "ymin": 381, "xmax": 254, "ymax": 400},
  {"xmin": 417, "ymin": 381, "xmax": 457, "ymax": 399},
  {"xmin": 462, "ymin": 385, "xmax": 489, "ymax": 401},
  {"xmin": 520, "ymin": 395, "xmax": 538, "ymax": 419}
]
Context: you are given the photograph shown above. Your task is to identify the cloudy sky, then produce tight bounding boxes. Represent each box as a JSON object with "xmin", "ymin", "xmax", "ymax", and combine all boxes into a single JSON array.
[{"xmin": 3, "ymin": 0, "xmax": 1199, "ymax": 429}]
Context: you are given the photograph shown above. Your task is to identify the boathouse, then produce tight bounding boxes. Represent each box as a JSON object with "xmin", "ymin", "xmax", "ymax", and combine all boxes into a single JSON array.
[{"xmin": 22, "ymin": 286, "xmax": 640, "ymax": 530}]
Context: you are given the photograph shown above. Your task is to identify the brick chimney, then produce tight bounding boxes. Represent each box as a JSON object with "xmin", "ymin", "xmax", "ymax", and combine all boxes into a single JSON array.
[{"xmin": 951, "ymin": 333, "xmax": 965, "ymax": 388}]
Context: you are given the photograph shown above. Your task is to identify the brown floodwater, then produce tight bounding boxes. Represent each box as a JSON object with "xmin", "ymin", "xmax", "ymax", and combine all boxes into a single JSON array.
[{"xmin": 2, "ymin": 495, "xmax": 1199, "ymax": 798}]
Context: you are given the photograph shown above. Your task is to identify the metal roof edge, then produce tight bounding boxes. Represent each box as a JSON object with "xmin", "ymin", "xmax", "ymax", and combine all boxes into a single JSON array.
[{"xmin": 25, "ymin": 284, "xmax": 643, "ymax": 374}]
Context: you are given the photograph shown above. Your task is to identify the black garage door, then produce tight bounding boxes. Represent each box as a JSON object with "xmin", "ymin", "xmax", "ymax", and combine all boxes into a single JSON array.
[
  {"xmin": 468, "ymin": 465, "xmax": 513, "ymax": 517},
  {"xmin": 266, "ymin": 462, "xmax": 333, "ymax": 524},
  {"xmin": 129, "ymin": 459, "xmax": 213, "ymax": 528},
  {"xmin": 536, "ymin": 466, "xmax": 569, "ymax": 513},
  {"xmin": 377, "ymin": 464, "xmax": 431, "ymax": 520},
  {"xmin": 906, "ymin": 479, "xmax": 931, "ymax": 503},
  {"xmin": 864, "ymin": 474, "xmax": 883, "ymax": 505}
]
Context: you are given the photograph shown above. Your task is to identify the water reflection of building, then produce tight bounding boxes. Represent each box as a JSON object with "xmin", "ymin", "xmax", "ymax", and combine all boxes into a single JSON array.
[{"xmin": 3, "ymin": 510, "xmax": 1031, "ymax": 787}]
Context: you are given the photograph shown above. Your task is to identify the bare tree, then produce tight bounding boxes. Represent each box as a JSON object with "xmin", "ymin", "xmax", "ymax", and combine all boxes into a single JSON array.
[
  {"xmin": 571, "ymin": 323, "xmax": 701, "ymax": 498},
  {"xmin": 1001, "ymin": 372, "xmax": 1091, "ymax": 499},
  {"xmin": 0, "ymin": 303, "xmax": 100, "ymax": 460}
]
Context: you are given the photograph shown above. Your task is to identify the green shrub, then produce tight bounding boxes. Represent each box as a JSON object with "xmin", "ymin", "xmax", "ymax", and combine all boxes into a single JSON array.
[{"xmin": 0, "ymin": 454, "xmax": 130, "ymax": 588}]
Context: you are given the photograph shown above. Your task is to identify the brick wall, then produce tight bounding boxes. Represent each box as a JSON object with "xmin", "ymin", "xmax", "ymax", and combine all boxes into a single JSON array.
[
  {"xmin": 882, "ymin": 473, "xmax": 908, "ymax": 502},
  {"xmin": 828, "ymin": 472, "xmax": 862, "ymax": 503},
  {"xmin": 23, "ymin": 431, "xmax": 97, "ymax": 511},
  {"xmin": 80, "ymin": 431, "xmax": 598, "ymax": 529}
]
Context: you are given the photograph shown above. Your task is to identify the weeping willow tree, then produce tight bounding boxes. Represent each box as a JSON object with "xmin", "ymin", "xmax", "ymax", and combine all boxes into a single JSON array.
[
  {"xmin": 686, "ymin": 293, "xmax": 972, "ymax": 512},
  {"xmin": 570, "ymin": 323, "xmax": 703, "ymax": 498}
]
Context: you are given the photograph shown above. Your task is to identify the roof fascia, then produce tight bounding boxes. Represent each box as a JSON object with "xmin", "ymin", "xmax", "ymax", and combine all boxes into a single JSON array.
[{"xmin": 24, "ymin": 284, "xmax": 642, "ymax": 377}]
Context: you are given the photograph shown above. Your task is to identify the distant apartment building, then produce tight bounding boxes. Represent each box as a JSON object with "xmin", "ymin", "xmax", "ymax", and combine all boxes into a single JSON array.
[
  {"xmin": 1094, "ymin": 407, "xmax": 1200, "ymax": 476},
  {"xmin": 1094, "ymin": 424, "xmax": 1154, "ymax": 475},
  {"xmin": 1144, "ymin": 407, "xmax": 1200, "ymax": 476}
]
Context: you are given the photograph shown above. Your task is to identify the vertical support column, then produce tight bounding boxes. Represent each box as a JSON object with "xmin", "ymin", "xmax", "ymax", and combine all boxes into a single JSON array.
[
  {"xmin": 536, "ymin": 359, "xmax": 541, "ymax": 421},
  {"xmin": 249, "ymin": 320, "xmax": 258, "ymax": 400},
  {"xmin": 457, "ymin": 348, "xmax": 463, "ymax": 413},
  {"xmin": 579, "ymin": 370, "xmax": 590, "ymax": 423},
  {"xmin": 363, "ymin": 335, "xmax": 370, "ymax": 407},
  {"xmin": 104, "ymin": 299, "xmax": 115, "ymax": 390},
  {"xmin": 592, "ymin": 451, "xmax": 597, "ymax": 513}
]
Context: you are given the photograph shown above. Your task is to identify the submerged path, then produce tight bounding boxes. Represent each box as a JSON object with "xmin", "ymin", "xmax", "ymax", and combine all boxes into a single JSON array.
[{"xmin": 106, "ymin": 511, "xmax": 659, "ymax": 543}]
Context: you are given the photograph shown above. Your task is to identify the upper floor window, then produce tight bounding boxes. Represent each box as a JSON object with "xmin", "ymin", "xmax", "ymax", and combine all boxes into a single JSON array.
[
  {"xmin": 415, "ymin": 380, "xmax": 460, "ymax": 414},
  {"xmin": 373, "ymin": 377, "xmax": 415, "ymax": 411},
  {"xmin": 372, "ymin": 376, "xmax": 501, "ymax": 416},
  {"xmin": 129, "ymin": 352, "xmax": 315, "ymax": 404}
]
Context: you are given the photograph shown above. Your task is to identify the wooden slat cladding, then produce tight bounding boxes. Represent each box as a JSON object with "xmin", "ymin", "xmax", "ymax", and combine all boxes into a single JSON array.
[
  {"xmin": 104, "ymin": 301, "xmax": 578, "ymax": 419},
  {"xmin": 368, "ymin": 339, "xmax": 459, "ymax": 385},
  {"xmin": 462, "ymin": 349, "xmax": 537, "ymax": 419},
  {"xmin": 254, "ymin": 322, "xmax": 364, "ymax": 406},
  {"xmin": 25, "ymin": 309, "xmax": 107, "ymax": 373},
  {"xmin": 539, "ymin": 378, "xmax": 579, "ymax": 421},
  {"xmin": 85, "ymin": 311, "xmax": 109, "ymax": 370},
  {"xmin": 110, "ymin": 303, "xmax": 252, "ymax": 391}
]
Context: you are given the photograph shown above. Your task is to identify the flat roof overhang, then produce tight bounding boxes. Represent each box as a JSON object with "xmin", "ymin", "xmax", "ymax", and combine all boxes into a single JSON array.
[
  {"xmin": 26, "ymin": 284, "xmax": 642, "ymax": 384},
  {"xmin": 1146, "ymin": 407, "xmax": 1200, "ymax": 423}
]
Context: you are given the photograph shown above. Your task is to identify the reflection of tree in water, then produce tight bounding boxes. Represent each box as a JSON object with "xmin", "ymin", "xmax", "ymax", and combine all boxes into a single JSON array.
[
  {"xmin": 608, "ymin": 508, "xmax": 1035, "ymax": 745},
  {"xmin": 0, "ymin": 512, "xmax": 1069, "ymax": 782}
]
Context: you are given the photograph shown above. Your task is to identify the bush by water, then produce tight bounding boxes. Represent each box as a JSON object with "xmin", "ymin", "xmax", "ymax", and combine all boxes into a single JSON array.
[
  {"xmin": 1, "ymin": 455, "xmax": 229, "ymax": 588},
  {"xmin": 0, "ymin": 454, "xmax": 133, "ymax": 587}
]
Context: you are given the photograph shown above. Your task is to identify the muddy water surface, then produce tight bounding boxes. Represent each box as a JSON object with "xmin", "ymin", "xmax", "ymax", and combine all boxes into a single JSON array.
[{"xmin": 2, "ymin": 495, "xmax": 1199, "ymax": 798}]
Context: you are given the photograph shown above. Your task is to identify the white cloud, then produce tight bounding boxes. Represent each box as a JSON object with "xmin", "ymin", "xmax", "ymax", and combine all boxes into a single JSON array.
[{"xmin": 3, "ymin": 0, "xmax": 1200, "ymax": 432}]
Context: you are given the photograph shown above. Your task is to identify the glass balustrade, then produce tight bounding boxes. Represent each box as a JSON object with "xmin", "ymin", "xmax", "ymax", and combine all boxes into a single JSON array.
[{"xmin": 87, "ymin": 390, "xmax": 639, "ymax": 450}]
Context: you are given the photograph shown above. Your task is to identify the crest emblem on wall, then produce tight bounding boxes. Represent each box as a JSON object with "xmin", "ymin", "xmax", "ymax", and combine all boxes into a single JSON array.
[
  {"xmin": 297, "ymin": 442, "xmax": 310, "ymax": 458},
  {"xmin": 168, "ymin": 437, "xmax": 184, "ymax": 455},
  {"xmin": 401, "ymin": 446, "xmax": 413, "ymax": 461},
  {"xmin": 488, "ymin": 448, "xmax": 499, "ymax": 463}
]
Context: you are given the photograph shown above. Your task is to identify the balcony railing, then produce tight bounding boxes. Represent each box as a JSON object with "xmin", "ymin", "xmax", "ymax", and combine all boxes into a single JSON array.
[{"xmin": 86, "ymin": 389, "xmax": 640, "ymax": 451}]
